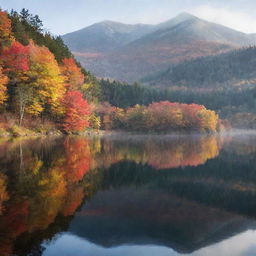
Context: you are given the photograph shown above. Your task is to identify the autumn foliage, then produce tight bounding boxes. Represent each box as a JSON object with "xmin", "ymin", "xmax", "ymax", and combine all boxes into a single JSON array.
[
  {"xmin": 1, "ymin": 41, "xmax": 29, "ymax": 72},
  {"xmin": 27, "ymin": 42, "xmax": 65, "ymax": 115},
  {"xmin": 96, "ymin": 101, "xmax": 219, "ymax": 132},
  {"xmin": 63, "ymin": 90, "xmax": 91, "ymax": 132},
  {"xmin": 64, "ymin": 138, "xmax": 92, "ymax": 182},
  {"xmin": 0, "ymin": 10, "xmax": 13, "ymax": 48},
  {"xmin": 61, "ymin": 58, "xmax": 84, "ymax": 90},
  {"xmin": 0, "ymin": 67, "xmax": 8, "ymax": 104},
  {"xmin": 0, "ymin": 9, "xmax": 222, "ymax": 134}
]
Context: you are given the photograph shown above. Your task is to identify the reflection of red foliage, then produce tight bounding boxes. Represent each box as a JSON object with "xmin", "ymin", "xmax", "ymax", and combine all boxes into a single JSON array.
[
  {"xmin": 1, "ymin": 200, "xmax": 29, "ymax": 237},
  {"xmin": 62, "ymin": 186, "xmax": 84, "ymax": 216},
  {"xmin": 0, "ymin": 199, "xmax": 29, "ymax": 256},
  {"xmin": 64, "ymin": 138, "xmax": 92, "ymax": 182},
  {"xmin": 147, "ymin": 137, "xmax": 219, "ymax": 169},
  {"xmin": 0, "ymin": 173, "xmax": 9, "ymax": 215},
  {"xmin": 0, "ymin": 238, "xmax": 13, "ymax": 256},
  {"xmin": 94, "ymin": 136, "xmax": 221, "ymax": 170}
]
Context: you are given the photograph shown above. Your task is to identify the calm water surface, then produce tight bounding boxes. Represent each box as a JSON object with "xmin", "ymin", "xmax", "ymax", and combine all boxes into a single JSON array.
[{"xmin": 1, "ymin": 132, "xmax": 256, "ymax": 256}]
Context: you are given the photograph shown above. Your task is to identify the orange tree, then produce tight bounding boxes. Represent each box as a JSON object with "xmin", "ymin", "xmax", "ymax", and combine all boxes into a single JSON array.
[{"xmin": 62, "ymin": 90, "xmax": 91, "ymax": 132}]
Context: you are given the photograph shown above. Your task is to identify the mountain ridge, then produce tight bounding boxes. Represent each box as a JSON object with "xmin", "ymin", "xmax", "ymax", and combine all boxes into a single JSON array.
[
  {"xmin": 62, "ymin": 13, "xmax": 256, "ymax": 82},
  {"xmin": 141, "ymin": 46, "xmax": 256, "ymax": 89},
  {"xmin": 63, "ymin": 20, "xmax": 154, "ymax": 53}
]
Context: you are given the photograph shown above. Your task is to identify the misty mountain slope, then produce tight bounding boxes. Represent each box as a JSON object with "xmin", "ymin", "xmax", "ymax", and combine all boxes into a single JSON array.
[
  {"xmin": 126, "ymin": 13, "xmax": 254, "ymax": 47},
  {"xmin": 154, "ymin": 12, "xmax": 198, "ymax": 31},
  {"xmin": 62, "ymin": 21, "xmax": 154, "ymax": 53},
  {"xmin": 63, "ymin": 13, "xmax": 256, "ymax": 82},
  {"xmin": 62, "ymin": 12, "xmax": 197, "ymax": 53},
  {"xmin": 142, "ymin": 46, "xmax": 256, "ymax": 88}
]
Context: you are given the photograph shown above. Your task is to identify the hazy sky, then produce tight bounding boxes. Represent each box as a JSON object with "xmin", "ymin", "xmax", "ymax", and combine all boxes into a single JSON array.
[{"xmin": 0, "ymin": 0, "xmax": 256, "ymax": 35}]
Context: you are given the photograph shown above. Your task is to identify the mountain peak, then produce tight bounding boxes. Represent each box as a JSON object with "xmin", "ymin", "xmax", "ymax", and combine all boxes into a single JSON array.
[
  {"xmin": 156, "ymin": 12, "xmax": 197, "ymax": 31},
  {"xmin": 100, "ymin": 20, "xmax": 123, "ymax": 26},
  {"xmin": 175, "ymin": 12, "xmax": 197, "ymax": 20}
]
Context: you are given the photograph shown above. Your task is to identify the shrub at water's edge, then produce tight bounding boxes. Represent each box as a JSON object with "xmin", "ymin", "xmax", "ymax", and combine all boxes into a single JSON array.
[{"xmin": 95, "ymin": 101, "xmax": 224, "ymax": 133}]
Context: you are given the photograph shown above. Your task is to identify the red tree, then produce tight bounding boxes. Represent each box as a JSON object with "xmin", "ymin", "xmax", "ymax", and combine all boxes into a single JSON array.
[
  {"xmin": 0, "ymin": 41, "xmax": 29, "ymax": 72},
  {"xmin": 63, "ymin": 90, "xmax": 91, "ymax": 132}
]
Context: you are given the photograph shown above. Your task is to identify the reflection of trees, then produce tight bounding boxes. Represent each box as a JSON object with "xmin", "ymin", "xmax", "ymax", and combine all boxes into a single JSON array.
[
  {"xmin": 0, "ymin": 199, "xmax": 29, "ymax": 256},
  {"xmin": 95, "ymin": 135, "xmax": 222, "ymax": 170},
  {"xmin": 64, "ymin": 137, "xmax": 92, "ymax": 182},
  {"xmin": 100, "ymin": 154, "xmax": 256, "ymax": 220},
  {"xmin": 145, "ymin": 136, "xmax": 220, "ymax": 169},
  {"xmin": 0, "ymin": 137, "xmax": 98, "ymax": 256},
  {"xmin": 0, "ymin": 172, "xmax": 8, "ymax": 215},
  {"xmin": 0, "ymin": 134, "xmax": 255, "ymax": 255}
]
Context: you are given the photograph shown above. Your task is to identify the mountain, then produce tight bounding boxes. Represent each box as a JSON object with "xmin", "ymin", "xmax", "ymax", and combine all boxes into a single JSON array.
[
  {"xmin": 63, "ymin": 13, "xmax": 256, "ymax": 82},
  {"xmin": 153, "ymin": 13, "xmax": 255, "ymax": 46},
  {"xmin": 142, "ymin": 46, "xmax": 256, "ymax": 88},
  {"xmin": 62, "ymin": 20, "xmax": 154, "ymax": 53}
]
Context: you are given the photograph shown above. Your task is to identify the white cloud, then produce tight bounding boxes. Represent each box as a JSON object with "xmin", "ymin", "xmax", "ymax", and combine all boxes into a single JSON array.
[{"xmin": 191, "ymin": 5, "xmax": 256, "ymax": 34}]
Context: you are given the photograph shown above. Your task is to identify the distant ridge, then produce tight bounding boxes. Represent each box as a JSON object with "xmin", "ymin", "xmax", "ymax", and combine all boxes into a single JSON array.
[
  {"xmin": 62, "ymin": 13, "xmax": 256, "ymax": 82},
  {"xmin": 142, "ymin": 46, "xmax": 256, "ymax": 89},
  {"xmin": 63, "ymin": 20, "xmax": 154, "ymax": 52}
]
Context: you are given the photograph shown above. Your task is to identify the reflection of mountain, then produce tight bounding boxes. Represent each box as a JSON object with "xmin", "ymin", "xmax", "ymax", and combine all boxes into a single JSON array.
[
  {"xmin": 0, "ymin": 134, "xmax": 256, "ymax": 255},
  {"xmin": 69, "ymin": 146, "xmax": 256, "ymax": 253},
  {"xmin": 70, "ymin": 187, "xmax": 256, "ymax": 253}
]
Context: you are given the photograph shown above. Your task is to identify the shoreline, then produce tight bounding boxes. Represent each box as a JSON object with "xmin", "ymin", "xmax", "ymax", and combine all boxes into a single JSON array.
[{"xmin": 1, "ymin": 127, "xmax": 256, "ymax": 140}]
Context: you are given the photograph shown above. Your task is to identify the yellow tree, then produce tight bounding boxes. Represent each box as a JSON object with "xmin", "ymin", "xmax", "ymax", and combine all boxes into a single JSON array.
[
  {"xmin": 198, "ymin": 108, "xmax": 218, "ymax": 132},
  {"xmin": 27, "ymin": 42, "xmax": 65, "ymax": 116},
  {"xmin": 0, "ymin": 66, "xmax": 8, "ymax": 105}
]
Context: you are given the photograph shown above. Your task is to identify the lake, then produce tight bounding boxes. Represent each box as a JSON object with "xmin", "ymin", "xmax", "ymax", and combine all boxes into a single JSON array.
[{"xmin": 1, "ymin": 132, "xmax": 256, "ymax": 256}]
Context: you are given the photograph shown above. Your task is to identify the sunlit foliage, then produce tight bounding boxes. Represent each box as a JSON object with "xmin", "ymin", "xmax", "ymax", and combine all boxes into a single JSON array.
[
  {"xmin": 61, "ymin": 58, "xmax": 84, "ymax": 90},
  {"xmin": 27, "ymin": 42, "xmax": 65, "ymax": 115},
  {"xmin": 0, "ymin": 10, "xmax": 13, "ymax": 49},
  {"xmin": 63, "ymin": 90, "xmax": 91, "ymax": 132},
  {"xmin": 0, "ymin": 41, "xmax": 29, "ymax": 72},
  {"xmin": 0, "ymin": 8, "xmax": 222, "ymax": 134},
  {"xmin": 0, "ymin": 67, "xmax": 8, "ymax": 104},
  {"xmin": 95, "ymin": 101, "xmax": 219, "ymax": 132}
]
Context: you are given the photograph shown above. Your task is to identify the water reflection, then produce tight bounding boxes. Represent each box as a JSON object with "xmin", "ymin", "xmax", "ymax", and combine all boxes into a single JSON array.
[
  {"xmin": 42, "ymin": 230, "xmax": 256, "ymax": 256},
  {"xmin": 0, "ymin": 133, "xmax": 255, "ymax": 256},
  {"xmin": 94, "ymin": 134, "xmax": 224, "ymax": 169}
]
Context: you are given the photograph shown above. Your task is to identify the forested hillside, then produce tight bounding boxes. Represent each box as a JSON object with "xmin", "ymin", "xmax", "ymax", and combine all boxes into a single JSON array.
[
  {"xmin": 142, "ymin": 47, "xmax": 256, "ymax": 88},
  {"xmin": 99, "ymin": 79, "xmax": 256, "ymax": 126},
  {"xmin": 100, "ymin": 79, "xmax": 253, "ymax": 108},
  {"xmin": 0, "ymin": 8, "xmax": 220, "ymax": 135},
  {"xmin": 0, "ymin": 9, "xmax": 105, "ymax": 134}
]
